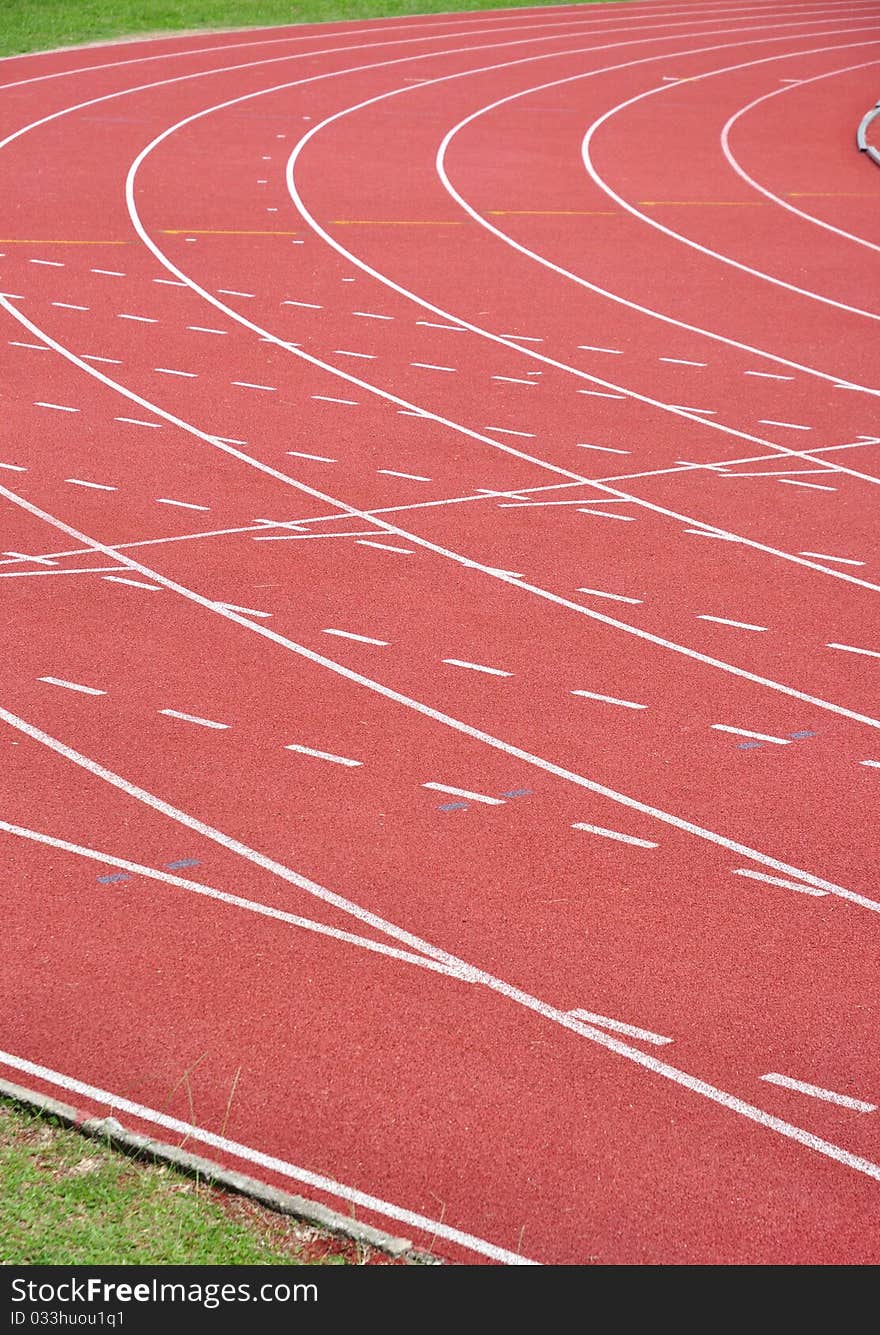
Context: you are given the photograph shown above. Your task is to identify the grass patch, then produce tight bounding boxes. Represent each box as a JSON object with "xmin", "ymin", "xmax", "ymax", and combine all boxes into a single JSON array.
[
  {"xmin": 0, "ymin": 0, "xmax": 612, "ymax": 60},
  {"xmin": 0, "ymin": 1097, "xmax": 402, "ymax": 1265}
]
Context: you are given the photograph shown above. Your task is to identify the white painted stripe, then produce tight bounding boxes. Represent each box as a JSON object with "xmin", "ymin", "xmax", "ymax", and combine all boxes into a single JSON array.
[
  {"xmin": 9, "ymin": 341, "xmax": 48, "ymax": 350},
  {"xmin": 761, "ymin": 1073, "xmax": 876, "ymax": 1114},
  {"xmin": 744, "ymin": 370, "xmax": 794, "ymax": 380},
  {"xmin": 334, "ymin": 349, "xmax": 375, "ymax": 359},
  {"xmin": 38, "ymin": 676, "xmax": 105, "ymax": 697},
  {"xmin": 154, "ymin": 366, "xmax": 197, "ymax": 377},
  {"xmin": 312, "ymin": 394, "xmax": 358, "ymax": 404},
  {"xmin": 411, "ymin": 362, "xmax": 455, "ymax": 372},
  {"xmin": 698, "ymin": 615, "xmax": 767, "ymax": 632},
  {"xmin": 572, "ymin": 689, "xmax": 646, "ymax": 710},
  {"xmin": 154, "ymin": 278, "xmax": 185, "ymax": 286},
  {"xmin": 567, "ymin": 1009, "xmax": 672, "ymax": 1046},
  {"xmin": 685, "ymin": 529, "xmax": 741, "ymax": 541},
  {"xmin": 800, "ymin": 551, "xmax": 863, "ymax": 566},
  {"xmin": 0, "ymin": 1050, "xmax": 529, "ymax": 1266},
  {"xmin": 860, "ymin": 760, "xmax": 880, "ymax": 768},
  {"xmin": 732, "ymin": 868, "xmax": 827, "ymax": 897},
  {"xmin": 64, "ymin": 478, "xmax": 116, "ymax": 492},
  {"xmin": 578, "ymin": 509, "xmax": 635, "ymax": 520},
  {"xmin": 423, "ymin": 782, "xmax": 503, "ymax": 806},
  {"xmin": 159, "ymin": 709, "xmax": 228, "ymax": 730},
  {"xmin": 483, "ymin": 426, "xmax": 535, "ymax": 437},
  {"xmin": 576, "ymin": 444, "xmax": 629, "ymax": 454},
  {"xmin": 828, "ymin": 642, "xmax": 880, "ymax": 660},
  {"xmin": 233, "ymin": 381, "xmax": 276, "ymax": 391},
  {"xmin": 572, "ymin": 823, "xmax": 658, "ymax": 849},
  {"xmin": 377, "ymin": 469, "xmax": 430, "ymax": 481},
  {"xmin": 115, "ymin": 417, "xmax": 161, "ymax": 428},
  {"xmin": 30, "ymin": 259, "xmax": 64, "ymax": 267},
  {"xmin": 779, "ymin": 478, "xmax": 836, "ymax": 491},
  {"xmin": 283, "ymin": 299, "xmax": 322, "ymax": 308},
  {"xmin": 287, "ymin": 450, "xmax": 336, "ymax": 462},
  {"xmin": 91, "ymin": 269, "xmax": 125, "ymax": 277},
  {"xmin": 218, "ymin": 289, "xmax": 254, "ymax": 298},
  {"xmin": 577, "ymin": 344, "xmax": 621, "ymax": 354},
  {"xmin": 117, "ymin": 313, "xmax": 157, "ymax": 322},
  {"xmin": 443, "ymin": 658, "xmax": 511, "ymax": 677},
  {"xmin": 323, "ymin": 628, "xmax": 387, "ymax": 646},
  {"xmin": 215, "ymin": 603, "xmax": 270, "ymax": 619},
  {"xmin": 102, "ymin": 575, "xmax": 160, "ymax": 590},
  {"xmin": 81, "ymin": 354, "xmax": 122, "ymax": 365},
  {"xmin": 660, "ymin": 357, "xmax": 706, "ymax": 366},
  {"xmin": 577, "ymin": 587, "xmax": 642, "ymax": 605},
  {"xmin": 498, "ymin": 334, "xmax": 542, "ymax": 343},
  {"xmin": 667, "ymin": 405, "xmax": 716, "ymax": 414},
  {"xmin": 416, "ymin": 320, "xmax": 465, "ymax": 331},
  {"xmin": 578, "ymin": 389, "xmax": 626, "ymax": 399},
  {"xmin": 156, "ymin": 498, "xmax": 210, "ymax": 512},
  {"xmin": 352, "ymin": 310, "xmax": 392, "ymax": 320},
  {"xmin": 0, "ymin": 462, "xmax": 26, "ymax": 472},
  {"xmin": 188, "ymin": 325, "xmax": 227, "ymax": 334},
  {"xmin": 357, "ymin": 540, "xmax": 412, "ymax": 553},
  {"xmin": 492, "ymin": 375, "xmax": 537, "ymax": 385},
  {"xmin": 35, "ymin": 401, "xmax": 78, "ymax": 412},
  {"xmin": 284, "ymin": 743, "xmax": 361, "ymax": 767},
  {"xmin": 52, "ymin": 302, "xmax": 88, "ymax": 310},
  {"xmin": 712, "ymin": 724, "xmax": 791, "ymax": 745},
  {"xmin": 759, "ymin": 419, "xmax": 812, "ymax": 430}
]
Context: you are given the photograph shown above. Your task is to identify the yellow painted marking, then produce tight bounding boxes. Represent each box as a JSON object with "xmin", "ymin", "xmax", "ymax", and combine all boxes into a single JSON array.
[
  {"xmin": 0, "ymin": 239, "xmax": 126, "ymax": 245},
  {"xmin": 640, "ymin": 200, "xmax": 764, "ymax": 207},
  {"xmin": 488, "ymin": 209, "xmax": 617, "ymax": 216},
  {"xmin": 329, "ymin": 220, "xmax": 463, "ymax": 226},
  {"xmin": 787, "ymin": 191, "xmax": 880, "ymax": 198},
  {"xmin": 160, "ymin": 229, "xmax": 301, "ymax": 236}
]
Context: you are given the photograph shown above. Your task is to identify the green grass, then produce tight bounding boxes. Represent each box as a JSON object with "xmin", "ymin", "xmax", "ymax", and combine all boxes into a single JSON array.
[
  {"xmin": 0, "ymin": 0, "xmax": 611, "ymax": 60},
  {"xmin": 0, "ymin": 1098, "xmax": 395, "ymax": 1265}
]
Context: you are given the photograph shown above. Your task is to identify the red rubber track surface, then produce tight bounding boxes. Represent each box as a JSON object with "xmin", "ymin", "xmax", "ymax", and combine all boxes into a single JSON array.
[{"xmin": 2, "ymin": 0, "xmax": 880, "ymax": 1264}]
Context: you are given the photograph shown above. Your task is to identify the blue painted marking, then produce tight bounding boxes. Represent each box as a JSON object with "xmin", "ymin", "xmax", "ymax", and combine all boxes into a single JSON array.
[
  {"xmin": 789, "ymin": 730, "xmax": 816, "ymax": 740},
  {"xmin": 97, "ymin": 872, "xmax": 129, "ymax": 884},
  {"xmin": 438, "ymin": 802, "xmax": 469, "ymax": 812},
  {"xmin": 502, "ymin": 788, "xmax": 532, "ymax": 798},
  {"xmin": 737, "ymin": 742, "xmax": 762, "ymax": 750},
  {"xmin": 165, "ymin": 858, "xmax": 200, "ymax": 870}
]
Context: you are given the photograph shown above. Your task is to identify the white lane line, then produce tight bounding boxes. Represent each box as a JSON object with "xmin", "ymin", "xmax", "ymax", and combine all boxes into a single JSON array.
[
  {"xmin": 712, "ymin": 724, "xmax": 791, "ymax": 745},
  {"xmin": 779, "ymin": 478, "xmax": 836, "ymax": 491},
  {"xmin": 117, "ymin": 313, "xmax": 157, "ymax": 323},
  {"xmin": 443, "ymin": 658, "xmax": 511, "ymax": 677},
  {"xmin": 38, "ymin": 676, "xmax": 105, "ymax": 697},
  {"xmin": 483, "ymin": 425, "xmax": 535, "ymax": 437},
  {"xmin": 578, "ymin": 344, "xmax": 622, "ymax": 354},
  {"xmin": 0, "ymin": 567, "xmax": 117, "ymax": 580},
  {"xmin": 9, "ymin": 341, "xmax": 48, "ymax": 350},
  {"xmin": 578, "ymin": 389, "xmax": 626, "ymax": 399},
  {"xmin": 91, "ymin": 268, "xmax": 125, "ymax": 277},
  {"xmin": 416, "ymin": 320, "xmax": 465, "ymax": 331},
  {"xmin": 571, "ymin": 689, "xmax": 647, "ymax": 710},
  {"xmin": 188, "ymin": 325, "xmax": 227, "ymax": 334},
  {"xmin": 51, "ymin": 301, "xmax": 89, "ymax": 310},
  {"xmin": 334, "ymin": 349, "xmax": 376, "ymax": 359},
  {"xmin": 578, "ymin": 509, "xmax": 635, "ymax": 520},
  {"xmin": 828, "ymin": 642, "xmax": 880, "ymax": 660},
  {"xmin": 30, "ymin": 259, "xmax": 64, "ymax": 267},
  {"xmin": 81, "ymin": 354, "xmax": 122, "ymax": 364},
  {"xmin": 65, "ymin": 478, "xmax": 117, "ymax": 491},
  {"xmin": 357, "ymin": 539, "xmax": 413, "ymax": 553},
  {"xmin": 282, "ymin": 299, "xmax": 322, "ymax": 308},
  {"xmin": 233, "ymin": 380, "xmax": 276, "ymax": 391},
  {"xmin": 155, "ymin": 498, "xmax": 210, "ymax": 511},
  {"xmin": 287, "ymin": 450, "xmax": 336, "ymax": 462},
  {"xmin": 218, "ymin": 288, "xmax": 254, "ymax": 298},
  {"xmin": 422, "ymin": 782, "xmax": 503, "ymax": 806},
  {"xmin": 667, "ymin": 404, "xmax": 715, "ymax": 414},
  {"xmin": 744, "ymin": 371, "xmax": 794, "ymax": 380},
  {"xmin": 35, "ymin": 401, "xmax": 78, "ymax": 412},
  {"xmin": 159, "ymin": 709, "xmax": 228, "ymax": 730},
  {"xmin": 284, "ymin": 742, "xmax": 361, "ymax": 767},
  {"xmin": 154, "ymin": 366, "xmax": 197, "ymax": 378},
  {"xmin": 685, "ymin": 529, "xmax": 741, "ymax": 541},
  {"xmin": 698, "ymin": 615, "xmax": 767, "ymax": 631},
  {"xmin": 761, "ymin": 1074, "xmax": 876, "ymax": 1114},
  {"xmin": 313, "ymin": 394, "xmax": 358, "ymax": 404},
  {"xmin": 572, "ymin": 823, "xmax": 658, "ymax": 848},
  {"xmin": 577, "ymin": 587, "xmax": 642, "ymax": 605},
  {"xmin": 323, "ymin": 628, "xmax": 387, "ymax": 646},
  {"xmin": 798, "ymin": 551, "xmax": 863, "ymax": 566},
  {"xmin": 498, "ymin": 334, "xmax": 542, "ymax": 343},
  {"xmin": 215, "ymin": 603, "xmax": 270, "ymax": 619},
  {"xmin": 377, "ymin": 469, "xmax": 431, "ymax": 482},
  {"xmin": 115, "ymin": 416, "xmax": 161, "ymax": 428},
  {"xmin": 0, "ymin": 463, "xmax": 26, "ymax": 472},
  {"xmin": 860, "ymin": 760, "xmax": 880, "ymax": 768},
  {"xmin": 577, "ymin": 443, "xmax": 630, "ymax": 454},
  {"xmin": 759, "ymin": 419, "xmax": 812, "ymax": 431},
  {"xmin": 567, "ymin": 1009, "xmax": 672, "ymax": 1046},
  {"xmin": 732, "ymin": 868, "xmax": 827, "ymax": 897},
  {"xmin": 492, "ymin": 375, "xmax": 537, "ymax": 385},
  {"xmin": 102, "ymin": 575, "xmax": 160, "ymax": 590},
  {"xmin": 660, "ymin": 357, "xmax": 706, "ymax": 366},
  {"xmin": 153, "ymin": 278, "xmax": 186, "ymax": 286},
  {"xmin": 411, "ymin": 361, "xmax": 456, "ymax": 372},
  {"xmin": 352, "ymin": 310, "xmax": 392, "ymax": 320}
]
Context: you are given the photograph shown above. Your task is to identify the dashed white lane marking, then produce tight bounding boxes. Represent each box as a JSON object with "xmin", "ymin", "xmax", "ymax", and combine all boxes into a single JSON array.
[
  {"xmin": 483, "ymin": 425, "xmax": 535, "ymax": 437},
  {"xmin": 218, "ymin": 289, "xmax": 254, "ymax": 298},
  {"xmin": 760, "ymin": 1073, "xmax": 876, "ymax": 1113},
  {"xmin": 352, "ymin": 310, "xmax": 392, "ymax": 320},
  {"xmin": 572, "ymin": 823, "xmax": 658, "ymax": 848},
  {"xmin": 357, "ymin": 539, "xmax": 413, "ymax": 553},
  {"xmin": 102, "ymin": 575, "xmax": 161, "ymax": 590},
  {"xmin": 159, "ymin": 709, "xmax": 228, "ymax": 730},
  {"xmin": 334, "ymin": 349, "xmax": 376, "ymax": 359},
  {"xmin": 828, "ymin": 642, "xmax": 880, "ymax": 660},
  {"xmin": 744, "ymin": 370, "xmax": 794, "ymax": 380},
  {"xmin": 282, "ymin": 299, "xmax": 322, "ymax": 309},
  {"xmin": 685, "ymin": 529, "xmax": 741, "ymax": 541},
  {"xmin": 115, "ymin": 417, "xmax": 161, "ymax": 428},
  {"xmin": 668, "ymin": 404, "xmax": 716, "ymax": 414},
  {"xmin": 577, "ymin": 443, "xmax": 630, "ymax": 454},
  {"xmin": 779, "ymin": 479, "xmax": 836, "ymax": 491},
  {"xmin": 35, "ymin": 402, "xmax": 78, "ymax": 412},
  {"xmin": 412, "ymin": 362, "xmax": 456, "ymax": 373},
  {"xmin": 91, "ymin": 269, "xmax": 125, "ymax": 277},
  {"xmin": 38, "ymin": 676, "xmax": 105, "ymax": 697},
  {"xmin": 577, "ymin": 587, "xmax": 642, "ymax": 605},
  {"xmin": 571, "ymin": 689, "xmax": 647, "ymax": 710},
  {"xmin": 187, "ymin": 325, "xmax": 227, "ymax": 335},
  {"xmin": 284, "ymin": 743, "xmax": 361, "ymax": 767},
  {"xmin": 287, "ymin": 450, "xmax": 336, "ymax": 462},
  {"xmin": 51, "ymin": 302, "xmax": 89, "ymax": 311},
  {"xmin": 660, "ymin": 357, "xmax": 706, "ymax": 366},
  {"xmin": 65, "ymin": 478, "xmax": 116, "ymax": 492},
  {"xmin": 443, "ymin": 658, "xmax": 512, "ymax": 677},
  {"xmin": 698, "ymin": 615, "xmax": 767, "ymax": 632},
  {"xmin": 567, "ymin": 1009, "xmax": 672, "ymax": 1045},
  {"xmin": 29, "ymin": 259, "xmax": 64, "ymax": 268},
  {"xmin": 492, "ymin": 375, "xmax": 537, "ymax": 385},
  {"xmin": 322, "ymin": 628, "xmax": 387, "ymax": 646},
  {"xmin": 759, "ymin": 419, "xmax": 811, "ymax": 430},
  {"xmin": 712, "ymin": 724, "xmax": 791, "ymax": 745},
  {"xmin": 498, "ymin": 334, "xmax": 542, "ymax": 343},
  {"xmin": 377, "ymin": 469, "xmax": 431, "ymax": 482},
  {"xmin": 422, "ymin": 782, "xmax": 504, "ymax": 806},
  {"xmin": 312, "ymin": 394, "xmax": 358, "ymax": 404},
  {"xmin": 578, "ymin": 509, "xmax": 635, "ymax": 521},
  {"xmin": 10, "ymin": 341, "xmax": 48, "ymax": 351},
  {"xmin": 0, "ymin": 462, "xmax": 26, "ymax": 472},
  {"xmin": 233, "ymin": 380, "xmax": 276, "ymax": 391},
  {"xmin": 215, "ymin": 603, "xmax": 270, "ymax": 619},
  {"xmin": 861, "ymin": 759, "xmax": 880, "ymax": 768},
  {"xmin": 578, "ymin": 389, "xmax": 626, "ymax": 399},
  {"xmin": 154, "ymin": 278, "xmax": 186, "ymax": 287},
  {"xmin": 117, "ymin": 313, "xmax": 157, "ymax": 323},
  {"xmin": 416, "ymin": 320, "xmax": 465, "ymax": 331},
  {"xmin": 81, "ymin": 354, "xmax": 122, "ymax": 364},
  {"xmin": 577, "ymin": 344, "xmax": 622, "ymax": 354},
  {"xmin": 155, "ymin": 498, "xmax": 210, "ymax": 512},
  {"xmin": 154, "ymin": 366, "xmax": 197, "ymax": 378},
  {"xmin": 732, "ymin": 868, "xmax": 827, "ymax": 897}
]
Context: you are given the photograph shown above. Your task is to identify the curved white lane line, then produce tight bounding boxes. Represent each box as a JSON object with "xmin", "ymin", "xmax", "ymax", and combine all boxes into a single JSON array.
[
  {"xmin": 721, "ymin": 54, "xmax": 880, "ymax": 254},
  {"xmin": 580, "ymin": 41, "xmax": 880, "ymax": 321}
]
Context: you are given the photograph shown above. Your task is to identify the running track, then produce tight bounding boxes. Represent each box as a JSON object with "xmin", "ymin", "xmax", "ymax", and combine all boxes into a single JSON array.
[{"xmin": 1, "ymin": 0, "xmax": 879, "ymax": 1265}]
